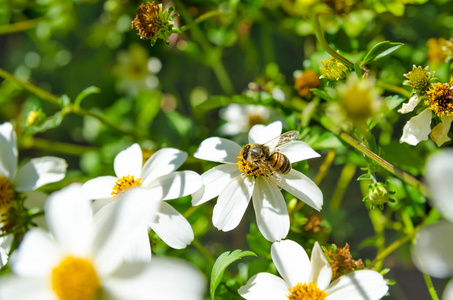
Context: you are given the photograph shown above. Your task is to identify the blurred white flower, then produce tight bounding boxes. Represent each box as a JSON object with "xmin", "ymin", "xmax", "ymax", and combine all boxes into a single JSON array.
[
  {"xmin": 0, "ymin": 122, "xmax": 67, "ymax": 266},
  {"xmin": 0, "ymin": 184, "xmax": 206, "ymax": 300},
  {"xmin": 412, "ymin": 150, "xmax": 453, "ymax": 299},
  {"xmin": 82, "ymin": 144, "xmax": 202, "ymax": 253},
  {"xmin": 238, "ymin": 239, "xmax": 388, "ymax": 300},
  {"xmin": 192, "ymin": 121, "xmax": 323, "ymax": 242},
  {"xmin": 218, "ymin": 104, "xmax": 284, "ymax": 137}
]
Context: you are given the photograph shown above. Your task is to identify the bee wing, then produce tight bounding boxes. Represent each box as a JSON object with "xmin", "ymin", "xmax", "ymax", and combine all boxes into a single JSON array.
[{"xmin": 263, "ymin": 130, "xmax": 299, "ymax": 152}]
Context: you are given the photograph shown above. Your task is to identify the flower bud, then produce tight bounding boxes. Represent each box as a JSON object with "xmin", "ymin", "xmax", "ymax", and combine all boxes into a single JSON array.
[
  {"xmin": 26, "ymin": 110, "xmax": 46, "ymax": 127},
  {"xmin": 403, "ymin": 65, "xmax": 435, "ymax": 93},
  {"xmin": 319, "ymin": 56, "xmax": 348, "ymax": 81}
]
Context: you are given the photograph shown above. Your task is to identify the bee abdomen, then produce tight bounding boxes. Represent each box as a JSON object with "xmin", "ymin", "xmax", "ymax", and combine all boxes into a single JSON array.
[{"xmin": 268, "ymin": 152, "xmax": 291, "ymax": 175}]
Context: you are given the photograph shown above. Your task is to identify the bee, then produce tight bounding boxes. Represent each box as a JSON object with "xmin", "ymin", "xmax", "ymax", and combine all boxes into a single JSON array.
[{"xmin": 241, "ymin": 130, "xmax": 299, "ymax": 178}]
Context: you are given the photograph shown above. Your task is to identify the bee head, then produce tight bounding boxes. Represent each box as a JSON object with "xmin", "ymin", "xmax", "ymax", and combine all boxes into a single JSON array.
[{"xmin": 242, "ymin": 144, "xmax": 251, "ymax": 160}]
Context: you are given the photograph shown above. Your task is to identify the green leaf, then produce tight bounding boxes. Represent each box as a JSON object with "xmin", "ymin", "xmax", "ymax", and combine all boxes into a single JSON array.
[
  {"xmin": 210, "ymin": 250, "xmax": 256, "ymax": 300},
  {"xmin": 361, "ymin": 41, "xmax": 403, "ymax": 66},
  {"xmin": 196, "ymin": 95, "xmax": 256, "ymax": 111},
  {"xmin": 27, "ymin": 114, "xmax": 64, "ymax": 134},
  {"xmin": 357, "ymin": 174, "xmax": 372, "ymax": 181},
  {"xmin": 354, "ymin": 63, "xmax": 362, "ymax": 78},
  {"xmin": 59, "ymin": 94, "xmax": 71, "ymax": 108},
  {"xmin": 74, "ymin": 86, "xmax": 101, "ymax": 106},
  {"xmin": 310, "ymin": 88, "xmax": 334, "ymax": 102}
]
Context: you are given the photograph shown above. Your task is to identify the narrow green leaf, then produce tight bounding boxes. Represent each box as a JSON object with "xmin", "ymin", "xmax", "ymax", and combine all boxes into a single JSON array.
[
  {"xmin": 357, "ymin": 174, "xmax": 372, "ymax": 181},
  {"xmin": 28, "ymin": 115, "xmax": 64, "ymax": 134},
  {"xmin": 74, "ymin": 86, "xmax": 101, "ymax": 106},
  {"xmin": 310, "ymin": 88, "xmax": 334, "ymax": 102},
  {"xmin": 361, "ymin": 41, "xmax": 403, "ymax": 66},
  {"xmin": 354, "ymin": 63, "xmax": 362, "ymax": 78},
  {"xmin": 210, "ymin": 250, "xmax": 256, "ymax": 300}
]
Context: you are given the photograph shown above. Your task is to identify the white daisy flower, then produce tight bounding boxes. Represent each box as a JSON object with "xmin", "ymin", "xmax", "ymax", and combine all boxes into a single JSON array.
[
  {"xmin": 238, "ymin": 239, "xmax": 388, "ymax": 300},
  {"xmin": 218, "ymin": 104, "xmax": 285, "ymax": 137},
  {"xmin": 0, "ymin": 122, "xmax": 67, "ymax": 265},
  {"xmin": 82, "ymin": 143, "xmax": 202, "ymax": 252},
  {"xmin": 192, "ymin": 121, "xmax": 323, "ymax": 242},
  {"xmin": 0, "ymin": 184, "xmax": 206, "ymax": 300},
  {"xmin": 412, "ymin": 150, "xmax": 453, "ymax": 299},
  {"xmin": 400, "ymin": 79, "xmax": 453, "ymax": 147}
]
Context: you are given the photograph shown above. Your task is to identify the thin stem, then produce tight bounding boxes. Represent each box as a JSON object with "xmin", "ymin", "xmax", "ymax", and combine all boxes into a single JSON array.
[
  {"xmin": 174, "ymin": 0, "xmax": 234, "ymax": 95},
  {"xmin": 330, "ymin": 162, "xmax": 356, "ymax": 212},
  {"xmin": 192, "ymin": 238, "xmax": 215, "ymax": 264},
  {"xmin": 369, "ymin": 209, "xmax": 386, "ymax": 271},
  {"xmin": 0, "ymin": 67, "xmax": 143, "ymax": 139},
  {"xmin": 21, "ymin": 137, "xmax": 98, "ymax": 156},
  {"xmin": 424, "ymin": 273, "xmax": 440, "ymax": 300},
  {"xmin": 0, "ymin": 17, "xmax": 46, "ymax": 35},
  {"xmin": 179, "ymin": 10, "xmax": 224, "ymax": 33},
  {"xmin": 369, "ymin": 223, "xmax": 423, "ymax": 268},
  {"xmin": 377, "ymin": 80, "xmax": 412, "ymax": 98},
  {"xmin": 312, "ymin": 15, "xmax": 354, "ymax": 69}
]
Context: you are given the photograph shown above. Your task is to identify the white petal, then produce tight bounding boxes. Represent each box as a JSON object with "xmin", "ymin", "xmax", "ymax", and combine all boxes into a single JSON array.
[
  {"xmin": 219, "ymin": 103, "xmax": 245, "ymax": 122},
  {"xmin": 141, "ymin": 148, "xmax": 188, "ymax": 185},
  {"xmin": 252, "ymin": 177, "xmax": 289, "ymax": 242},
  {"xmin": 23, "ymin": 191, "xmax": 47, "ymax": 209},
  {"xmin": 93, "ymin": 188, "xmax": 160, "ymax": 276},
  {"xmin": 412, "ymin": 221, "xmax": 453, "ymax": 278},
  {"xmin": 191, "ymin": 164, "xmax": 241, "ymax": 206},
  {"xmin": 105, "ymin": 257, "xmax": 206, "ymax": 300},
  {"xmin": 309, "ymin": 242, "xmax": 332, "ymax": 290},
  {"xmin": 15, "ymin": 157, "xmax": 67, "ymax": 192},
  {"xmin": 325, "ymin": 270, "xmax": 388, "ymax": 300},
  {"xmin": 194, "ymin": 137, "xmax": 242, "ymax": 164},
  {"xmin": 146, "ymin": 171, "xmax": 202, "ymax": 200},
  {"xmin": 238, "ymin": 273, "xmax": 289, "ymax": 300},
  {"xmin": 249, "ymin": 121, "xmax": 282, "ymax": 145},
  {"xmin": 9, "ymin": 229, "xmax": 61, "ymax": 278},
  {"xmin": 114, "ymin": 143, "xmax": 143, "ymax": 178},
  {"xmin": 271, "ymin": 240, "xmax": 311, "ymax": 287},
  {"xmin": 278, "ymin": 141, "xmax": 320, "ymax": 163},
  {"xmin": 0, "ymin": 276, "xmax": 53, "ymax": 300},
  {"xmin": 212, "ymin": 175, "xmax": 253, "ymax": 231},
  {"xmin": 81, "ymin": 176, "xmax": 117, "ymax": 200},
  {"xmin": 430, "ymin": 116, "xmax": 453, "ymax": 147},
  {"xmin": 122, "ymin": 228, "xmax": 152, "ymax": 263},
  {"xmin": 0, "ymin": 122, "xmax": 17, "ymax": 181},
  {"xmin": 149, "ymin": 201, "xmax": 194, "ymax": 249},
  {"xmin": 398, "ymin": 94, "xmax": 421, "ymax": 114},
  {"xmin": 442, "ymin": 279, "xmax": 453, "ymax": 300},
  {"xmin": 400, "ymin": 109, "xmax": 432, "ymax": 146},
  {"xmin": 425, "ymin": 150, "xmax": 453, "ymax": 222},
  {"xmin": 218, "ymin": 122, "xmax": 246, "ymax": 136},
  {"xmin": 45, "ymin": 183, "xmax": 93, "ymax": 255},
  {"xmin": 279, "ymin": 169, "xmax": 323, "ymax": 211}
]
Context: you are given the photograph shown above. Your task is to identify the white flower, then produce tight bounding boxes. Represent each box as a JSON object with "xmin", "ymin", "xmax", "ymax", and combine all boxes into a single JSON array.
[
  {"xmin": 238, "ymin": 239, "xmax": 388, "ymax": 300},
  {"xmin": 412, "ymin": 150, "xmax": 453, "ymax": 299},
  {"xmin": 82, "ymin": 143, "xmax": 202, "ymax": 252},
  {"xmin": 0, "ymin": 122, "xmax": 67, "ymax": 265},
  {"xmin": 218, "ymin": 104, "xmax": 285, "ymax": 137},
  {"xmin": 398, "ymin": 94, "xmax": 422, "ymax": 114},
  {"xmin": 192, "ymin": 121, "xmax": 323, "ymax": 242},
  {"xmin": 0, "ymin": 184, "xmax": 206, "ymax": 300}
]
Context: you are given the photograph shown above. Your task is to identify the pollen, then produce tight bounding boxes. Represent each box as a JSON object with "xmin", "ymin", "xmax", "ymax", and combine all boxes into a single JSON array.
[
  {"xmin": 51, "ymin": 256, "xmax": 100, "ymax": 300},
  {"xmin": 0, "ymin": 176, "xmax": 14, "ymax": 211},
  {"xmin": 236, "ymin": 149, "xmax": 266, "ymax": 177},
  {"xmin": 111, "ymin": 175, "xmax": 142, "ymax": 199},
  {"xmin": 0, "ymin": 175, "xmax": 16, "ymax": 234},
  {"xmin": 287, "ymin": 282, "xmax": 327, "ymax": 300},
  {"xmin": 425, "ymin": 78, "xmax": 453, "ymax": 117}
]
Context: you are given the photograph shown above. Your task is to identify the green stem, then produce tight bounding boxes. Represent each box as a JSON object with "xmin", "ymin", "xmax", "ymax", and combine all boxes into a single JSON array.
[
  {"xmin": 0, "ymin": 17, "xmax": 46, "ymax": 35},
  {"xmin": 174, "ymin": 1, "xmax": 234, "ymax": 95},
  {"xmin": 312, "ymin": 15, "xmax": 354, "ymax": 69},
  {"xmin": 330, "ymin": 162, "xmax": 356, "ymax": 212},
  {"xmin": 0, "ymin": 67, "xmax": 143, "ymax": 139},
  {"xmin": 192, "ymin": 238, "xmax": 215, "ymax": 264},
  {"xmin": 377, "ymin": 80, "xmax": 412, "ymax": 98},
  {"xmin": 21, "ymin": 137, "xmax": 98, "ymax": 156},
  {"xmin": 179, "ymin": 10, "xmax": 224, "ymax": 33},
  {"xmin": 369, "ymin": 209, "xmax": 386, "ymax": 271},
  {"xmin": 369, "ymin": 223, "xmax": 423, "ymax": 268},
  {"xmin": 424, "ymin": 273, "xmax": 440, "ymax": 300}
]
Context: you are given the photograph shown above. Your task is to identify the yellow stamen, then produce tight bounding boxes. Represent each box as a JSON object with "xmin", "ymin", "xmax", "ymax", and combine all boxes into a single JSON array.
[
  {"xmin": 111, "ymin": 175, "xmax": 142, "ymax": 199},
  {"xmin": 0, "ymin": 175, "xmax": 14, "ymax": 210},
  {"xmin": 236, "ymin": 145, "xmax": 266, "ymax": 177},
  {"xmin": 51, "ymin": 256, "xmax": 100, "ymax": 300},
  {"xmin": 287, "ymin": 282, "xmax": 327, "ymax": 300},
  {"xmin": 248, "ymin": 114, "xmax": 265, "ymax": 128},
  {"xmin": 425, "ymin": 78, "xmax": 453, "ymax": 117},
  {"xmin": 0, "ymin": 175, "xmax": 16, "ymax": 234}
]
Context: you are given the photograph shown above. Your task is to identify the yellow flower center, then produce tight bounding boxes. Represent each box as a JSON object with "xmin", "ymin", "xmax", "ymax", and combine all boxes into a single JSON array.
[
  {"xmin": 236, "ymin": 145, "xmax": 267, "ymax": 177},
  {"xmin": 111, "ymin": 175, "xmax": 142, "ymax": 199},
  {"xmin": 248, "ymin": 114, "xmax": 265, "ymax": 128},
  {"xmin": 51, "ymin": 256, "xmax": 101, "ymax": 300},
  {"xmin": 287, "ymin": 282, "xmax": 327, "ymax": 300},
  {"xmin": 0, "ymin": 176, "xmax": 14, "ymax": 211},
  {"xmin": 425, "ymin": 79, "xmax": 453, "ymax": 117}
]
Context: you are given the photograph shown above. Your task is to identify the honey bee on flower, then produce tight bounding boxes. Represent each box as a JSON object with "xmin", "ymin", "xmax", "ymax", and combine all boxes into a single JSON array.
[{"xmin": 192, "ymin": 121, "xmax": 323, "ymax": 242}]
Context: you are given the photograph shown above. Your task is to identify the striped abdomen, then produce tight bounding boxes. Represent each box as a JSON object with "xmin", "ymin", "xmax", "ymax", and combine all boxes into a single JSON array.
[{"xmin": 268, "ymin": 152, "xmax": 291, "ymax": 175}]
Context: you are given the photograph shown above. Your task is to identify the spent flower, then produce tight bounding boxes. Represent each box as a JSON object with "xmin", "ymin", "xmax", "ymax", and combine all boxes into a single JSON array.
[
  {"xmin": 192, "ymin": 121, "xmax": 323, "ymax": 242},
  {"xmin": 238, "ymin": 239, "xmax": 388, "ymax": 300},
  {"xmin": 131, "ymin": 2, "xmax": 179, "ymax": 46},
  {"xmin": 294, "ymin": 70, "xmax": 321, "ymax": 97}
]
